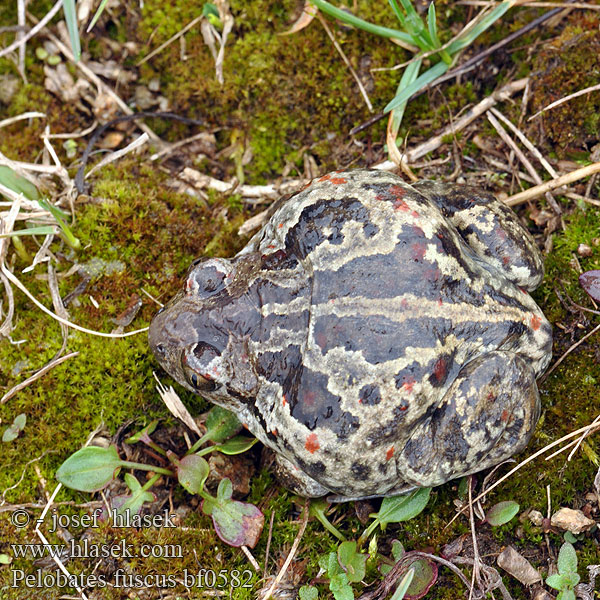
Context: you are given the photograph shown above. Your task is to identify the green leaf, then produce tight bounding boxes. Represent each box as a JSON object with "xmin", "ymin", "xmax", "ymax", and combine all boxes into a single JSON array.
[
  {"xmin": 203, "ymin": 494, "xmax": 264, "ymax": 547},
  {"xmin": 337, "ymin": 541, "xmax": 367, "ymax": 583},
  {"xmin": 216, "ymin": 477, "xmax": 233, "ymax": 502},
  {"xmin": 329, "ymin": 572, "xmax": 354, "ymax": 600},
  {"xmin": 176, "ymin": 454, "xmax": 209, "ymax": 494},
  {"xmin": 390, "ymin": 567, "xmax": 415, "ymax": 600},
  {"xmin": 0, "ymin": 553, "xmax": 12, "ymax": 565},
  {"xmin": 2, "ymin": 413, "xmax": 26, "ymax": 442},
  {"xmin": 113, "ymin": 474, "xmax": 156, "ymax": 516},
  {"xmin": 557, "ymin": 542, "xmax": 578, "ymax": 575},
  {"xmin": 86, "ymin": 0, "xmax": 110, "ymax": 32},
  {"xmin": 309, "ymin": 498, "xmax": 345, "ymax": 541},
  {"xmin": 37, "ymin": 198, "xmax": 80, "ymax": 250},
  {"xmin": 299, "ymin": 586, "xmax": 319, "ymax": 600},
  {"xmin": 557, "ymin": 590, "xmax": 576, "ymax": 600},
  {"xmin": 0, "ymin": 165, "xmax": 39, "ymax": 200},
  {"xmin": 311, "ymin": 0, "xmax": 414, "ymax": 45},
  {"xmin": 126, "ymin": 420, "xmax": 159, "ymax": 444},
  {"xmin": 62, "ymin": 0, "xmax": 81, "ymax": 61},
  {"xmin": 56, "ymin": 446, "xmax": 123, "ymax": 492},
  {"xmin": 214, "ymin": 435, "xmax": 257, "ymax": 455},
  {"xmin": 485, "ymin": 500, "xmax": 519, "ymax": 526},
  {"xmin": 384, "ymin": 61, "xmax": 449, "ymax": 113},
  {"xmin": 204, "ymin": 405, "xmax": 243, "ymax": 443},
  {"xmin": 546, "ymin": 573, "xmax": 567, "ymax": 590},
  {"xmin": 0, "ymin": 226, "xmax": 56, "ymax": 239},
  {"xmin": 427, "ymin": 3, "xmax": 441, "ymax": 49},
  {"xmin": 374, "ymin": 488, "xmax": 431, "ymax": 527},
  {"xmin": 404, "ymin": 557, "xmax": 438, "ymax": 598},
  {"xmin": 388, "ymin": 57, "xmax": 422, "ymax": 137},
  {"xmin": 447, "ymin": 1, "xmax": 512, "ymax": 54},
  {"xmin": 391, "ymin": 540, "xmax": 405, "ymax": 561}
]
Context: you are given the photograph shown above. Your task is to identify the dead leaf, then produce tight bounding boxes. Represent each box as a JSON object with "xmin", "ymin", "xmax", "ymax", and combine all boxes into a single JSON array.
[{"xmin": 280, "ymin": 0, "xmax": 317, "ymax": 35}]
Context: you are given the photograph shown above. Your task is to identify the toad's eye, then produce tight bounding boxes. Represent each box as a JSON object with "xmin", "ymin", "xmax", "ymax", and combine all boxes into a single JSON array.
[
  {"xmin": 181, "ymin": 342, "xmax": 221, "ymax": 392},
  {"xmin": 185, "ymin": 258, "xmax": 231, "ymax": 298}
]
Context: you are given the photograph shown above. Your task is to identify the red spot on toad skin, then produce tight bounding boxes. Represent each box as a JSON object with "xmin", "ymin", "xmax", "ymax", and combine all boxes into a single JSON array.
[
  {"xmin": 432, "ymin": 357, "xmax": 448, "ymax": 384},
  {"xmin": 305, "ymin": 433, "xmax": 320, "ymax": 454},
  {"xmin": 330, "ymin": 177, "xmax": 347, "ymax": 185},
  {"xmin": 402, "ymin": 377, "xmax": 415, "ymax": 393},
  {"xmin": 315, "ymin": 332, "xmax": 328, "ymax": 350},
  {"xmin": 411, "ymin": 242, "xmax": 427, "ymax": 261},
  {"xmin": 282, "ymin": 395, "xmax": 287, "ymax": 406},
  {"xmin": 501, "ymin": 409, "xmax": 510, "ymax": 422},
  {"xmin": 242, "ymin": 423, "xmax": 249, "ymax": 429},
  {"xmin": 271, "ymin": 429, "xmax": 278, "ymax": 436},
  {"xmin": 502, "ymin": 255, "xmax": 510, "ymax": 265},
  {"xmin": 318, "ymin": 173, "xmax": 332, "ymax": 182},
  {"xmin": 531, "ymin": 315, "xmax": 542, "ymax": 330},
  {"xmin": 393, "ymin": 198, "xmax": 410, "ymax": 211},
  {"xmin": 278, "ymin": 223, "xmax": 283, "ymax": 228},
  {"xmin": 386, "ymin": 446, "xmax": 395, "ymax": 461}
]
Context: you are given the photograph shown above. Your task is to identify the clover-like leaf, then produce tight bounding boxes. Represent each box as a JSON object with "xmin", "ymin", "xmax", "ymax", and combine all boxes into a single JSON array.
[
  {"xmin": 202, "ymin": 492, "xmax": 264, "ymax": 548},
  {"xmin": 485, "ymin": 500, "xmax": 519, "ymax": 526},
  {"xmin": 338, "ymin": 540, "xmax": 368, "ymax": 583},
  {"xmin": 56, "ymin": 446, "xmax": 123, "ymax": 492},
  {"xmin": 2, "ymin": 413, "xmax": 26, "ymax": 443},
  {"xmin": 176, "ymin": 454, "xmax": 210, "ymax": 495}
]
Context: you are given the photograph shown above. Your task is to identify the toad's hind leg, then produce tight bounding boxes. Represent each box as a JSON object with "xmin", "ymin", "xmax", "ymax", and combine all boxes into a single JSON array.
[
  {"xmin": 412, "ymin": 181, "xmax": 544, "ymax": 290},
  {"xmin": 398, "ymin": 351, "xmax": 540, "ymax": 488}
]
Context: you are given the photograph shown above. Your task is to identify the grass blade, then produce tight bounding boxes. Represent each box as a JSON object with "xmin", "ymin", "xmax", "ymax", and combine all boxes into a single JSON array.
[
  {"xmin": 388, "ymin": 0, "xmax": 408, "ymax": 28},
  {"xmin": 384, "ymin": 60, "xmax": 449, "ymax": 113},
  {"xmin": 62, "ymin": 0, "xmax": 81, "ymax": 61},
  {"xmin": 447, "ymin": 1, "xmax": 513, "ymax": 54},
  {"xmin": 427, "ymin": 3, "xmax": 440, "ymax": 47},
  {"xmin": 86, "ymin": 0, "xmax": 110, "ymax": 33},
  {"xmin": 0, "ymin": 226, "xmax": 56, "ymax": 238},
  {"xmin": 389, "ymin": 58, "xmax": 422, "ymax": 132},
  {"xmin": 311, "ymin": 0, "xmax": 415, "ymax": 45}
]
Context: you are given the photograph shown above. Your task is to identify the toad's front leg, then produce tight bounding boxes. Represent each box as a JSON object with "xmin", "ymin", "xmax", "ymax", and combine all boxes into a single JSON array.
[{"xmin": 397, "ymin": 351, "xmax": 540, "ymax": 488}]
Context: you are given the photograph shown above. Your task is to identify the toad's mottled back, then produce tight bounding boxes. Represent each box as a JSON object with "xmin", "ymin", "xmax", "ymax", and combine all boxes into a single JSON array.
[{"xmin": 149, "ymin": 169, "xmax": 552, "ymax": 499}]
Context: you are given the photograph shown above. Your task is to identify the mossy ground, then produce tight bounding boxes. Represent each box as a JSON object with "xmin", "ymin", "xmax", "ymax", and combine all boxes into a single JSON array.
[{"xmin": 1, "ymin": 2, "xmax": 599, "ymax": 599}]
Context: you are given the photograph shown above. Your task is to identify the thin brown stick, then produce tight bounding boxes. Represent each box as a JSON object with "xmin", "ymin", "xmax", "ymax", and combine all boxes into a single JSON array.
[
  {"xmin": 459, "ymin": 0, "xmax": 600, "ymax": 8},
  {"xmin": 506, "ymin": 161, "xmax": 600, "ymax": 205},
  {"xmin": 316, "ymin": 13, "xmax": 373, "ymax": 112},
  {"xmin": 541, "ymin": 322, "xmax": 600, "ymax": 380},
  {"xmin": 136, "ymin": 14, "xmax": 204, "ymax": 66},
  {"xmin": 263, "ymin": 499, "xmax": 310, "ymax": 600}
]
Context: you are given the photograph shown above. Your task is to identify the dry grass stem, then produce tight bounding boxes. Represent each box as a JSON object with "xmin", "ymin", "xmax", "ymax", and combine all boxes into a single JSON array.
[
  {"xmin": 489, "ymin": 107, "xmax": 558, "ymax": 177},
  {"xmin": 263, "ymin": 510, "xmax": 276, "ymax": 576},
  {"xmin": 460, "ymin": 0, "xmax": 600, "ymax": 8},
  {"xmin": 262, "ymin": 499, "xmax": 310, "ymax": 600},
  {"xmin": 374, "ymin": 78, "xmax": 529, "ymax": 170},
  {"xmin": 1, "ymin": 263, "xmax": 149, "ymax": 338},
  {"xmin": 487, "ymin": 111, "xmax": 543, "ymax": 186},
  {"xmin": 0, "ymin": 111, "xmax": 46, "ymax": 129},
  {"xmin": 529, "ymin": 82, "xmax": 600, "ymax": 120},
  {"xmin": 27, "ymin": 12, "xmax": 162, "ymax": 145},
  {"xmin": 153, "ymin": 372, "xmax": 202, "ymax": 436},
  {"xmin": 240, "ymin": 545, "xmax": 261, "ymax": 571},
  {"xmin": 0, "ymin": 351, "xmax": 80, "ymax": 405},
  {"xmin": 506, "ymin": 161, "xmax": 600, "ymax": 205},
  {"xmin": 316, "ymin": 13, "xmax": 373, "ymax": 112},
  {"xmin": 137, "ymin": 14, "xmax": 205, "ymax": 67},
  {"xmin": 542, "ymin": 322, "xmax": 600, "ymax": 379},
  {"xmin": 84, "ymin": 132, "xmax": 149, "ymax": 180},
  {"xmin": 447, "ymin": 419, "xmax": 600, "ymax": 528},
  {"xmin": 0, "ymin": 0, "xmax": 62, "ymax": 59}
]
